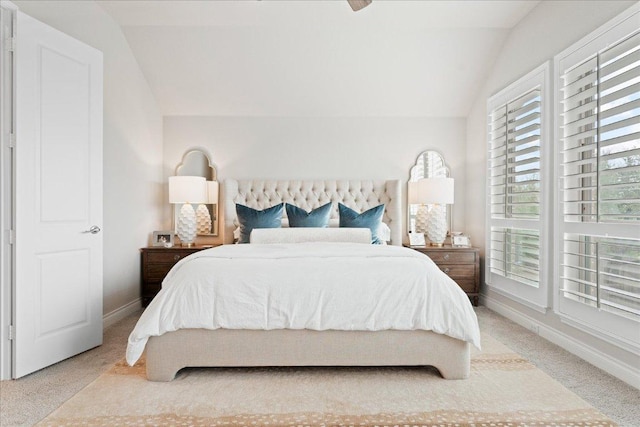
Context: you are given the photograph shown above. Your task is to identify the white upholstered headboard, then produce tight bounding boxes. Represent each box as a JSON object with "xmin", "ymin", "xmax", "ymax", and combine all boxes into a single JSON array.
[{"xmin": 223, "ymin": 179, "xmax": 402, "ymax": 246}]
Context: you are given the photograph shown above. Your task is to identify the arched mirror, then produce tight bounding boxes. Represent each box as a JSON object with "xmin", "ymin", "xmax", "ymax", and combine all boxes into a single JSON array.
[
  {"xmin": 408, "ymin": 150, "xmax": 452, "ymax": 235},
  {"xmin": 174, "ymin": 149, "xmax": 219, "ymax": 236}
]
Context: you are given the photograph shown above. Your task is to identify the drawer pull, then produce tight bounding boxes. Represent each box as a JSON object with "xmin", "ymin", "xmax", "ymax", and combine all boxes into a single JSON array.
[
  {"xmin": 174, "ymin": 255, "xmax": 181, "ymax": 261},
  {"xmin": 443, "ymin": 253, "xmax": 450, "ymax": 261},
  {"xmin": 444, "ymin": 267, "xmax": 450, "ymax": 274}
]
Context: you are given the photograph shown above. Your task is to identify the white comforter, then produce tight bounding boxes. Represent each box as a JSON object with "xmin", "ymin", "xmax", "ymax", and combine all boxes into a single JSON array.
[{"xmin": 126, "ymin": 243, "xmax": 481, "ymax": 365}]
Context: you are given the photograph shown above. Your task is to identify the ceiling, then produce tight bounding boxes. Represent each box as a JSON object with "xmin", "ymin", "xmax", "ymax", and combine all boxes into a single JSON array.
[{"xmin": 98, "ymin": 0, "xmax": 540, "ymax": 117}]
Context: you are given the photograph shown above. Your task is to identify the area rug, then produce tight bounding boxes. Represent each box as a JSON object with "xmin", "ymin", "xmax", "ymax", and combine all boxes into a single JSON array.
[{"xmin": 37, "ymin": 334, "xmax": 615, "ymax": 427}]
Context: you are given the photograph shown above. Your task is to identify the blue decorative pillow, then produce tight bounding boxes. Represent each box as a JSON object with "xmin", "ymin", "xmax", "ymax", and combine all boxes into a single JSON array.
[
  {"xmin": 236, "ymin": 203, "xmax": 284, "ymax": 243},
  {"xmin": 338, "ymin": 203, "xmax": 385, "ymax": 244},
  {"xmin": 286, "ymin": 203, "xmax": 332, "ymax": 228}
]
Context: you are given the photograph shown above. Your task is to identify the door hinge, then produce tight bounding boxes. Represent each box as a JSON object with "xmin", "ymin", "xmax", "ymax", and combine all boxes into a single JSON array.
[
  {"xmin": 4, "ymin": 36, "xmax": 15, "ymax": 52},
  {"xmin": 6, "ymin": 229, "xmax": 15, "ymax": 245},
  {"xmin": 7, "ymin": 132, "xmax": 15, "ymax": 149},
  {"xmin": 8, "ymin": 325, "xmax": 14, "ymax": 341}
]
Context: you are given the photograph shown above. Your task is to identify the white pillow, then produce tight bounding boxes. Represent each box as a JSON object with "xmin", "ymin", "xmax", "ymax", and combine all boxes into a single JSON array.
[
  {"xmin": 376, "ymin": 222, "xmax": 392, "ymax": 243},
  {"xmin": 250, "ymin": 228, "xmax": 371, "ymax": 244},
  {"xmin": 234, "ymin": 220, "xmax": 391, "ymax": 243}
]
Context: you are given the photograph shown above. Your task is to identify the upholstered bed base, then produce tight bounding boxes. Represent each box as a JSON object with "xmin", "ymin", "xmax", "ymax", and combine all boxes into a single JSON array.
[{"xmin": 145, "ymin": 329, "xmax": 471, "ymax": 381}]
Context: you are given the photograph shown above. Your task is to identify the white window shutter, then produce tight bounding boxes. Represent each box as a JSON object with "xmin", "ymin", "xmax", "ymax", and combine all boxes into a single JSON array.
[{"xmin": 486, "ymin": 63, "xmax": 550, "ymax": 309}]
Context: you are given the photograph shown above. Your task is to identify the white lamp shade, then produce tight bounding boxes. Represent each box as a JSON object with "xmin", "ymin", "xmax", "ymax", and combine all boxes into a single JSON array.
[
  {"xmin": 168, "ymin": 176, "xmax": 207, "ymax": 204},
  {"xmin": 419, "ymin": 177, "xmax": 454, "ymax": 205},
  {"xmin": 408, "ymin": 181, "xmax": 421, "ymax": 204},
  {"xmin": 207, "ymin": 181, "xmax": 219, "ymax": 204}
]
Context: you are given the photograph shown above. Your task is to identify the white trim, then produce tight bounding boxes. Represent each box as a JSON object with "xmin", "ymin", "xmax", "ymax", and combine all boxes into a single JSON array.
[
  {"xmin": 482, "ymin": 294, "xmax": 640, "ymax": 390},
  {"xmin": 103, "ymin": 298, "xmax": 141, "ymax": 330},
  {"xmin": 552, "ymin": 52, "xmax": 562, "ymax": 316},
  {"xmin": 554, "ymin": 1, "xmax": 639, "ymax": 71},
  {"xmin": 487, "ymin": 62, "xmax": 549, "ymax": 104},
  {"xmin": 558, "ymin": 312, "xmax": 640, "ymax": 355},
  {"xmin": 485, "ymin": 283, "xmax": 548, "ymax": 314},
  {"xmin": 556, "ymin": 296, "xmax": 640, "ymax": 351},
  {"xmin": 0, "ymin": 1, "xmax": 15, "ymax": 381}
]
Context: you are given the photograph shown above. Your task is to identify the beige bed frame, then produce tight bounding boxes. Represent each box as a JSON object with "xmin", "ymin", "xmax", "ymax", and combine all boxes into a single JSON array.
[
  {"xmin": 146, "ymin": 329, "xmax": 470, "ymax": 381},
  {"xmin": 145, "ymin": 179, "xmax": 471, "ymax": 381}
]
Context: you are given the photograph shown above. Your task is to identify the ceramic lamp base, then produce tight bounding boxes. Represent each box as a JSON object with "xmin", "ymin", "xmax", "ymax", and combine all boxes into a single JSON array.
[
  {"xmin": 196, "ymin": 204, "xmax": 212, "ymax": 234},
  {"xmin": 415, "ymin": 204, "xmax": 429, "ymax": 234},
  {"xmin": 176, "ymin": 203, "xmax": 197, "ymax": 246},
  {"xmin": 426, "ymin": 204, "xmax": 447, "ymax": 246}
]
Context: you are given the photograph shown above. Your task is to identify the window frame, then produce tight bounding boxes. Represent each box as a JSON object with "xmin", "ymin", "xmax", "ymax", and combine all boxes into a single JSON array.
[
  {"xmin": 553, "ymin": 3, "xmax": 640, "ymax": 352},
  {"xmin": 486, "ymin": 62, "xmax": 552, "ymax": 311}
]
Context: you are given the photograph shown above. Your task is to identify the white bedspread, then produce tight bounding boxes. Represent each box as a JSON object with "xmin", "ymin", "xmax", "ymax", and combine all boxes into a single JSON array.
[{"xmin": 126, "ymin": 243, "xmax": 481, "ymax": 365}]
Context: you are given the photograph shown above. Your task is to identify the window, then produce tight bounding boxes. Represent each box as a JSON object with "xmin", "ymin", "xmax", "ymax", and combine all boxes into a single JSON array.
[
  {"xmin": 486, "ymin": 63, "xmax": 550, "ymax": 310},
  {"xmin": 555, "ymin": 8, "xmax": 639, "ymax": 349}
]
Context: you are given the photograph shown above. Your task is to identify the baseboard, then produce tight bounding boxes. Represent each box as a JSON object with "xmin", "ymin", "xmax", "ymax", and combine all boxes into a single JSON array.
[
  {"xmin": 482, "ymin": 294, "xmax": 640, "ymax": 390},
  {"xmin": 103, "ymin": 298, "xmax": 141, "ymax": 329}
]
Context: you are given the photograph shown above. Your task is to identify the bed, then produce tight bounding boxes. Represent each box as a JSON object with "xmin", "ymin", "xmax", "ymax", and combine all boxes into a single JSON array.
[{"xmin": 127, "ymin": 179, "xmax": 480, "ymax": 381}]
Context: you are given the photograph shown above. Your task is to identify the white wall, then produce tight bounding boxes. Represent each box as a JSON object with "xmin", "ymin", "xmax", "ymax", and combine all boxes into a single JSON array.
[
  {"xmin": 164, "ymin": 116, "xmax": 467, "ymax": 243},
  {"xmin": 13, "ymin": 1, "xmax": 164, "ymax": 318},
  {"xmin": 465, "ymin": 1, "xmax": 638, "ymax": 383}
]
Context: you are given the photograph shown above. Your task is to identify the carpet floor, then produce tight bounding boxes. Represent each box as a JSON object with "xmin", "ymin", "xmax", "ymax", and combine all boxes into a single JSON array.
[
  {"xmin": 1, "ymin": 307, "xmax": 638, "ymax": 426},
  {"xmin": 35, "ymin": 334, "xmax": 616, "ymax": 426}
]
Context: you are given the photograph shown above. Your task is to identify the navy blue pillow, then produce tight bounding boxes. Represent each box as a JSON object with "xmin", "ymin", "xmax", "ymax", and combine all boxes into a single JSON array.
[
  {"xmin": 338, "ymin": 203, "xmax": 385, "ymax": 244},
  {"xmin": 236, "ymin": 203, "xmax": 284, "ymax": 243},
  {"xmin": 286, "ymin": 203, "xmax": 332, "ymax": 228}
]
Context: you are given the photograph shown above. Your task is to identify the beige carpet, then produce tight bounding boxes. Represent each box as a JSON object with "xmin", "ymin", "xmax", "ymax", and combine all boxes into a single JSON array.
[{"xmin": 35, "ymin": 333, "xmax": 615, "ymax": 427}]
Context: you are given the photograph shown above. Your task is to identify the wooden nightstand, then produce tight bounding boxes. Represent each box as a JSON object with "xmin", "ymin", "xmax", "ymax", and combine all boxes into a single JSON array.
[
  {"xmin": 140, "ymin": 245, "xmax": 217, "ymax": 307},
  {"xmin": 404, "ymin": 244, "xmax": 480, "ymax": 306}
]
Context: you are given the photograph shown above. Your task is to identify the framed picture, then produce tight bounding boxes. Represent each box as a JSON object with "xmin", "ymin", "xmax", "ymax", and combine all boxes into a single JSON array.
[
  {"xmin": 452, "ymin": 234, "xmax": 471, "ymax": 248},
  {"xmin": 152, "ymin": 230, "xmax": 174, "ymax": 247},
  {"xmin": 408, "ymin": 232, "xmax": 426, "ymax": 246}
]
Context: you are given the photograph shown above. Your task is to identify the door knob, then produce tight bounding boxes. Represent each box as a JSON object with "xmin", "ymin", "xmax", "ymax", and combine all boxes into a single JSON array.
[{"xmin": 83, "ymin": 225, "xmax": 101, "ymax": 234}]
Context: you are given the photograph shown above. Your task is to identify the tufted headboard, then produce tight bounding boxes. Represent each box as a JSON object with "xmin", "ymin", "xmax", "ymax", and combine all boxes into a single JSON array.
[{"xmin": 223, "ymin": 179, "xmax": 402, "ymax": 246}]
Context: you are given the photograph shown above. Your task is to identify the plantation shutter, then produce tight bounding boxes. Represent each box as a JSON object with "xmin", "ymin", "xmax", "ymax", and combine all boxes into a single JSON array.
[
  {"xmin": 561, "ymin": 32, "xmax": 640, "ymax": 224},
  {"xmin": 491, "ymin": 89, "xmax": 542, "ymax": 219},
  {"xmin": 486, "ymin": 64, "xmax": 548, "ymax": 309},
  {"xmin": 556, "ymin": 20, "xmax": 639, "ymax": 346}
]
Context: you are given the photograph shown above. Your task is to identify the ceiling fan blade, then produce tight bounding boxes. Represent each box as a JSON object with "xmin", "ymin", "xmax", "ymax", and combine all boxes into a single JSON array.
[{"xmin": 347, "ymin": 0, "xmax": 372, "ymax": 12}]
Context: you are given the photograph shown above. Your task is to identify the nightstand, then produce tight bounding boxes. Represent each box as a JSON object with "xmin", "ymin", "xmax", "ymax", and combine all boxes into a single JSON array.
[
  {"xmin": 140, "ymin": 245, "xmax": 217, "ymax": 307},
  {"xmin": 404, "ymin": 244, "xmax": 480, "ymax": 306}
]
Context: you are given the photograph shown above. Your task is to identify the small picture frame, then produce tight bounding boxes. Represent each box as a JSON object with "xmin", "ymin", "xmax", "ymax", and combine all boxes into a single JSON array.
[
  {"xmin": 152, "ymin": 231, "xmax": 174, "ymax": 247},
  {"xmin": 452, "ymin": 234, "xmax": 471, "ymax": 248},
  {"xmin": 408, "ymin": 232, "xmax": 426, "ymax": 246}
]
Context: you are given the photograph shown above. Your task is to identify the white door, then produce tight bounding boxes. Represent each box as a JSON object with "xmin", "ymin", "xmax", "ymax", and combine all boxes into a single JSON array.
[{"xmin": 14, "ymin": 11, "xmax": 103, "ymax": 378}]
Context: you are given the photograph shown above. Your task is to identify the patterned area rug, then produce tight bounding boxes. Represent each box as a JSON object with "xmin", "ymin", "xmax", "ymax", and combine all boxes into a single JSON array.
[{"xmin": 37, "ymin": 334, "xmax": 616, "ymax": 427}]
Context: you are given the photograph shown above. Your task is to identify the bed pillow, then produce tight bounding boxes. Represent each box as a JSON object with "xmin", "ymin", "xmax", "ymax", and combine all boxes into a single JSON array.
[
  {"xmin": 236, "ymin": 203, "xmax": 284, "ymax": 244},
  {"xmin": 234, "ymin": 220, "xmax": 391, "ymax": 243},
  {"xmin": 338, "ymin": 203, "xmax": 385, "ymax": 244},
  {"xmin": 250, "ymin": 227, "xmax": 371, "ymax": 244},
  {"xmin": 377, "ymin": 222, "xmax": 391, "ymax": 244},
  {"xmin": 285, "ymin": 202, "xmax": 332, "ymax": 228}
]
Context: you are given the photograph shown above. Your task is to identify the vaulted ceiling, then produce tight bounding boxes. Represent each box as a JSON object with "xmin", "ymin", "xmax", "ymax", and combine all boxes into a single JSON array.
[{"xmin": 98, "ymin": 0, "xmax": 539, "ymax": 117}]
